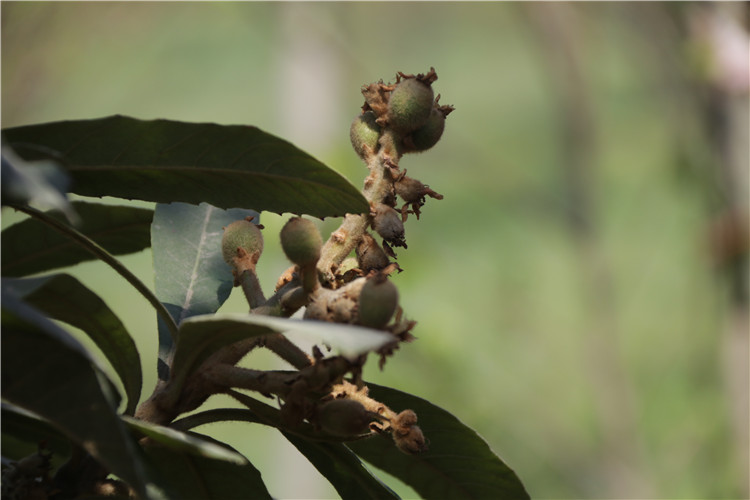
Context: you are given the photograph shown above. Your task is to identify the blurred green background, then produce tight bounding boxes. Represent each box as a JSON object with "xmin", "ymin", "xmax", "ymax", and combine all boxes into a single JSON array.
[{"xmin": 2, "ymin": 2, "xmax": 748, "ymax": 499}]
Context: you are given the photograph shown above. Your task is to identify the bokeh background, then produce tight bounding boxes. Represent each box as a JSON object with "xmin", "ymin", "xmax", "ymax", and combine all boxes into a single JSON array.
[{"xmin": 2, "ymin": 2, "xmax": 748, "ymax": 499}]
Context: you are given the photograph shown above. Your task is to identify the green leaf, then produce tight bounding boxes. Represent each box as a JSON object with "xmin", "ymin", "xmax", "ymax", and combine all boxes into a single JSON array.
[
  {"xmin": 168, "ymin": 313, "xmax": 279, "ymax": 397},
  {"xmin": 170, "ymin": 313, "xmax": 398, "ymax": 396},
  {"xmin": 283, "ymin": 432, "xmax": 401, "ymax": 500},
  {"xmin": 1, "ymin": 403, "xmax": 72, "ymax": 468},
  {"xmin": 3, "ymin": 115, "xmax": 368, "ymax": 218},
  {"xmin": 0, "ymin": 295, "xmax": 149, "ymax": 497},
  {"xmin": 3, "ymin": 274, "xmax": 142, "ymax": 415},
  {"xmin": 122, "ymin": 416, "xmax": 246, "ymax": 464},
  {"xmin": 173, "ymin": 396, "xmax": 400, "ymax": 500},
  {"xmin": 347, "ymin": 383, "xmax": 530, "ymax": 500},
  {"xmin": 1, "ymin": 200, "xmax": 153, "ymax": 277},
  {"xmin": 151, "ymin": 202, "xmax": 257, "ymax": 378},
  {"xmin": 138, "ymin": 431, "xmax": 272, "ymax": 500}
]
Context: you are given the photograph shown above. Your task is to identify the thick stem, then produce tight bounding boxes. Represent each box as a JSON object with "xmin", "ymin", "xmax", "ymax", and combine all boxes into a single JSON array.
[
  {"xmin": 316, "ymin": 140, "xmax": 400, "ymax": 285},
  {"xmin": 238, "ymin": 269, "xmax": 266, "ymax": 310},
  {"xmin": 299, "ymin": 263, "xmax": 319, "ymax": 294},
  {"xmin": 263, "ymin": 333, "xmax": 313, "ymax": 369},
  {"xmin": 204, "ymin": 364, "xmax": 293, "ymax": 396},
  {"xmin": 205, "ymin": 357, "xmax": 353, "ymax": 396}
]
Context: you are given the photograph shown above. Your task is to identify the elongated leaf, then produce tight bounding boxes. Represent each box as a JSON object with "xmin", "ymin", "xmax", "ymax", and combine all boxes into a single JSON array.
[
  {"xmin": 3, "ymin": 274, "xmax": 142, "ymax": 415},
  {"xmin": 3, "ymin": 115, "xmax": 368, "ymax": 218},
  {"xmin": 139, "ymin": 432, "xmax": 272, "ymax": 500},
  {"xmin": 170, "ymin": 313, "xmax": 397, "ymax": 395},
  {"xmin": 173, "ymin": 398, "xmax": 400, "ymax": 500},
  {"xmin": 169, "ymin": 314, "xmax": 278, "ymax": 396},
  {"xmin": 1, "ymin": 200, "xmax": 153, "ymax": 277},
  {"xmin": 282, "ymin": 432, "xmax": 401, "ymax": 500},
  {"xmin": 152, "ymin": 202, "xmax": 257, "ymax": 379},
  {"xmin": 122, "ymin": 416, "xmax": 245, "ymax": 464},
  {"xmin": 1, "ymin": 403, "xmax": 72, "ymax": 468},
  {"xmin": 0, "ymin": 295, "xmax": 149, "ymax": 497},
  {"xmin": 347, "ymin": 383, "xmax": 530, "ymax": 500}
]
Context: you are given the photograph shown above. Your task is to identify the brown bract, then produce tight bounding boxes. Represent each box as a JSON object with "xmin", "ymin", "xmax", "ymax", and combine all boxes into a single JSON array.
[{"xmin": 361, "ymin": 81, "xmax": 394, "ymax": 127}]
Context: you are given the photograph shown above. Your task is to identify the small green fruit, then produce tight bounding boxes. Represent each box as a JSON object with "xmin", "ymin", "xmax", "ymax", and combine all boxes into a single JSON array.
[
  {"xmin": 222, "ymin": 218, "xmax": 263, "ymax": 269},
  {"xmin": 357, "ymin": 274, "xmax": 399, "ymax": 328},
  {"xmin": 317, "ymin": 399, "xmax": 372, "ymax": 437},
  {"xmin": 387, "ymin": 78, "xmax": 434, "ymax": 134},
  {"xmin": 280, "ymin": 217, "xmax": 322, "ymax": 267},
  {"xmin": 350, "ymin": 111, "xmax": 381, "ymax": 160},
  {"xmin": 407, "ymin": 107, "xmax": 445, "ymax": 152}
]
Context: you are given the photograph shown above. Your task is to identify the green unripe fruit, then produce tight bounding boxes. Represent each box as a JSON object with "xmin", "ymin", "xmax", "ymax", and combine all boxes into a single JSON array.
[
  {"xmin": 222, "ymin": 218, "xmax": 263, "ymax": 269},
  {"xmin": 317, "ymin": 399, "xmax": 372, "ymax": 437},
  {"xmin": 357, "ymin": 274, "xmax": 399, "ymax": 328},
  {"xmin": 350, "ymin": 111, "xmax": 381, "ymax": 160},
  {"xmin": 408, "ymin": 107, "xmax": 445, "ymax": 152},
  {"xmin": 387, "ymin": 78, "xmax": 434, "ymax": 134},
  {"xmin": 280, "ymin": 217, "xmax": 322, "ymax": 267}
]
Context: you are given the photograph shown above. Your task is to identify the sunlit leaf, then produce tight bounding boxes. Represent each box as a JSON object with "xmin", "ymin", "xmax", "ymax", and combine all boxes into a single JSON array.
[
  {"xmin": 152, "ymin": 202, "xmax": 257, "ymax": 378},
  {"xmin": 347, "ymin": 383, "xmax": 530, "ymax": 500},
  {"xmin": 1, "ymin": 201, "xmax": 153, "ymax": 277},
  {"xmin": 3, "ymin": 274, "xmax": 142, "ymax": 415},
  {"xmin": 168, "ymin": 313, "xmax": 279, "ymax": 396},
  {"xmin": 2, "ymin": 115, "xmax": 368, "ymax": 218},
  {"xmin": 170, "ymin": 313, "xmax": 397, "ymax": 397}
]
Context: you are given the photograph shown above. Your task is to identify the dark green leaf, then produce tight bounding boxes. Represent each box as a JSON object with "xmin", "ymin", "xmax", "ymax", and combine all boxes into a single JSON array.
[
  {"xmin": 122, "ymin": 416, "xmax": 246, "ymax": 464},
  {"xmin": 151, "ymin": 202, "xmax": 256, "ymax": 377},
  {"xmin": 347, "ymin": 383, "xmax": 530, "ymax": 500},
  {"xmin": 139, "ymin": 432, "xmax": 272, "ymax": 500},
  {"xmin": 283, "ymin": 432, "xmax": 401, "ymax": 500},
  {"xmin": 0, "ymin": 296, "xmax": 149, "ymax": 497},
  {"xmin": 3, "ymin": 115, "xmax": 368, "ymax": 218},
  {"xmin": 173, "ymin": 397, "xmax": 400, "ymax": 500},
  {"xmin": 1, "ymin": 200, "xmax": 153, "ymax": 277},
  {"xmin": 1, "ymin": 403, "xmax": 72, "ymax": 468},
  {"xmin": 3, "ymin": 274, "xmax": 142, "ymax": 415}
]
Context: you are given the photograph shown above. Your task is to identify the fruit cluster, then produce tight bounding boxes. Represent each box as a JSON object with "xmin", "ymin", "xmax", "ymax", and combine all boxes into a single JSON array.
[{"xmin": 218, "ymin": 68, "xmax": 452, "ymax": 453}]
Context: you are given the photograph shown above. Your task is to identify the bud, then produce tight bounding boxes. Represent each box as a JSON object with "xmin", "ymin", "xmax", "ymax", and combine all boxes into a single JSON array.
[
  {"xmin": 356, "ymin": 233, "xmax": 390, "ymax": 273},
  {"xmin": 371, "ymin": 203, "xmax": 405, "ymax": 247}
]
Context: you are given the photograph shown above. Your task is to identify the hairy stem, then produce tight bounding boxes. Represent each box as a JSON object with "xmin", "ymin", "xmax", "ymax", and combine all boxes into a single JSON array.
[
  {"xmin": 262, "ymin": 333, "xmax": 313, "ymax": 369},
  {"xmin": 316, "ymin": 136, "xmax": 400, "ymax": 285},
  {"xmin": 238, "ymin": 269, "xmax": 266, "ymax": 310}
]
